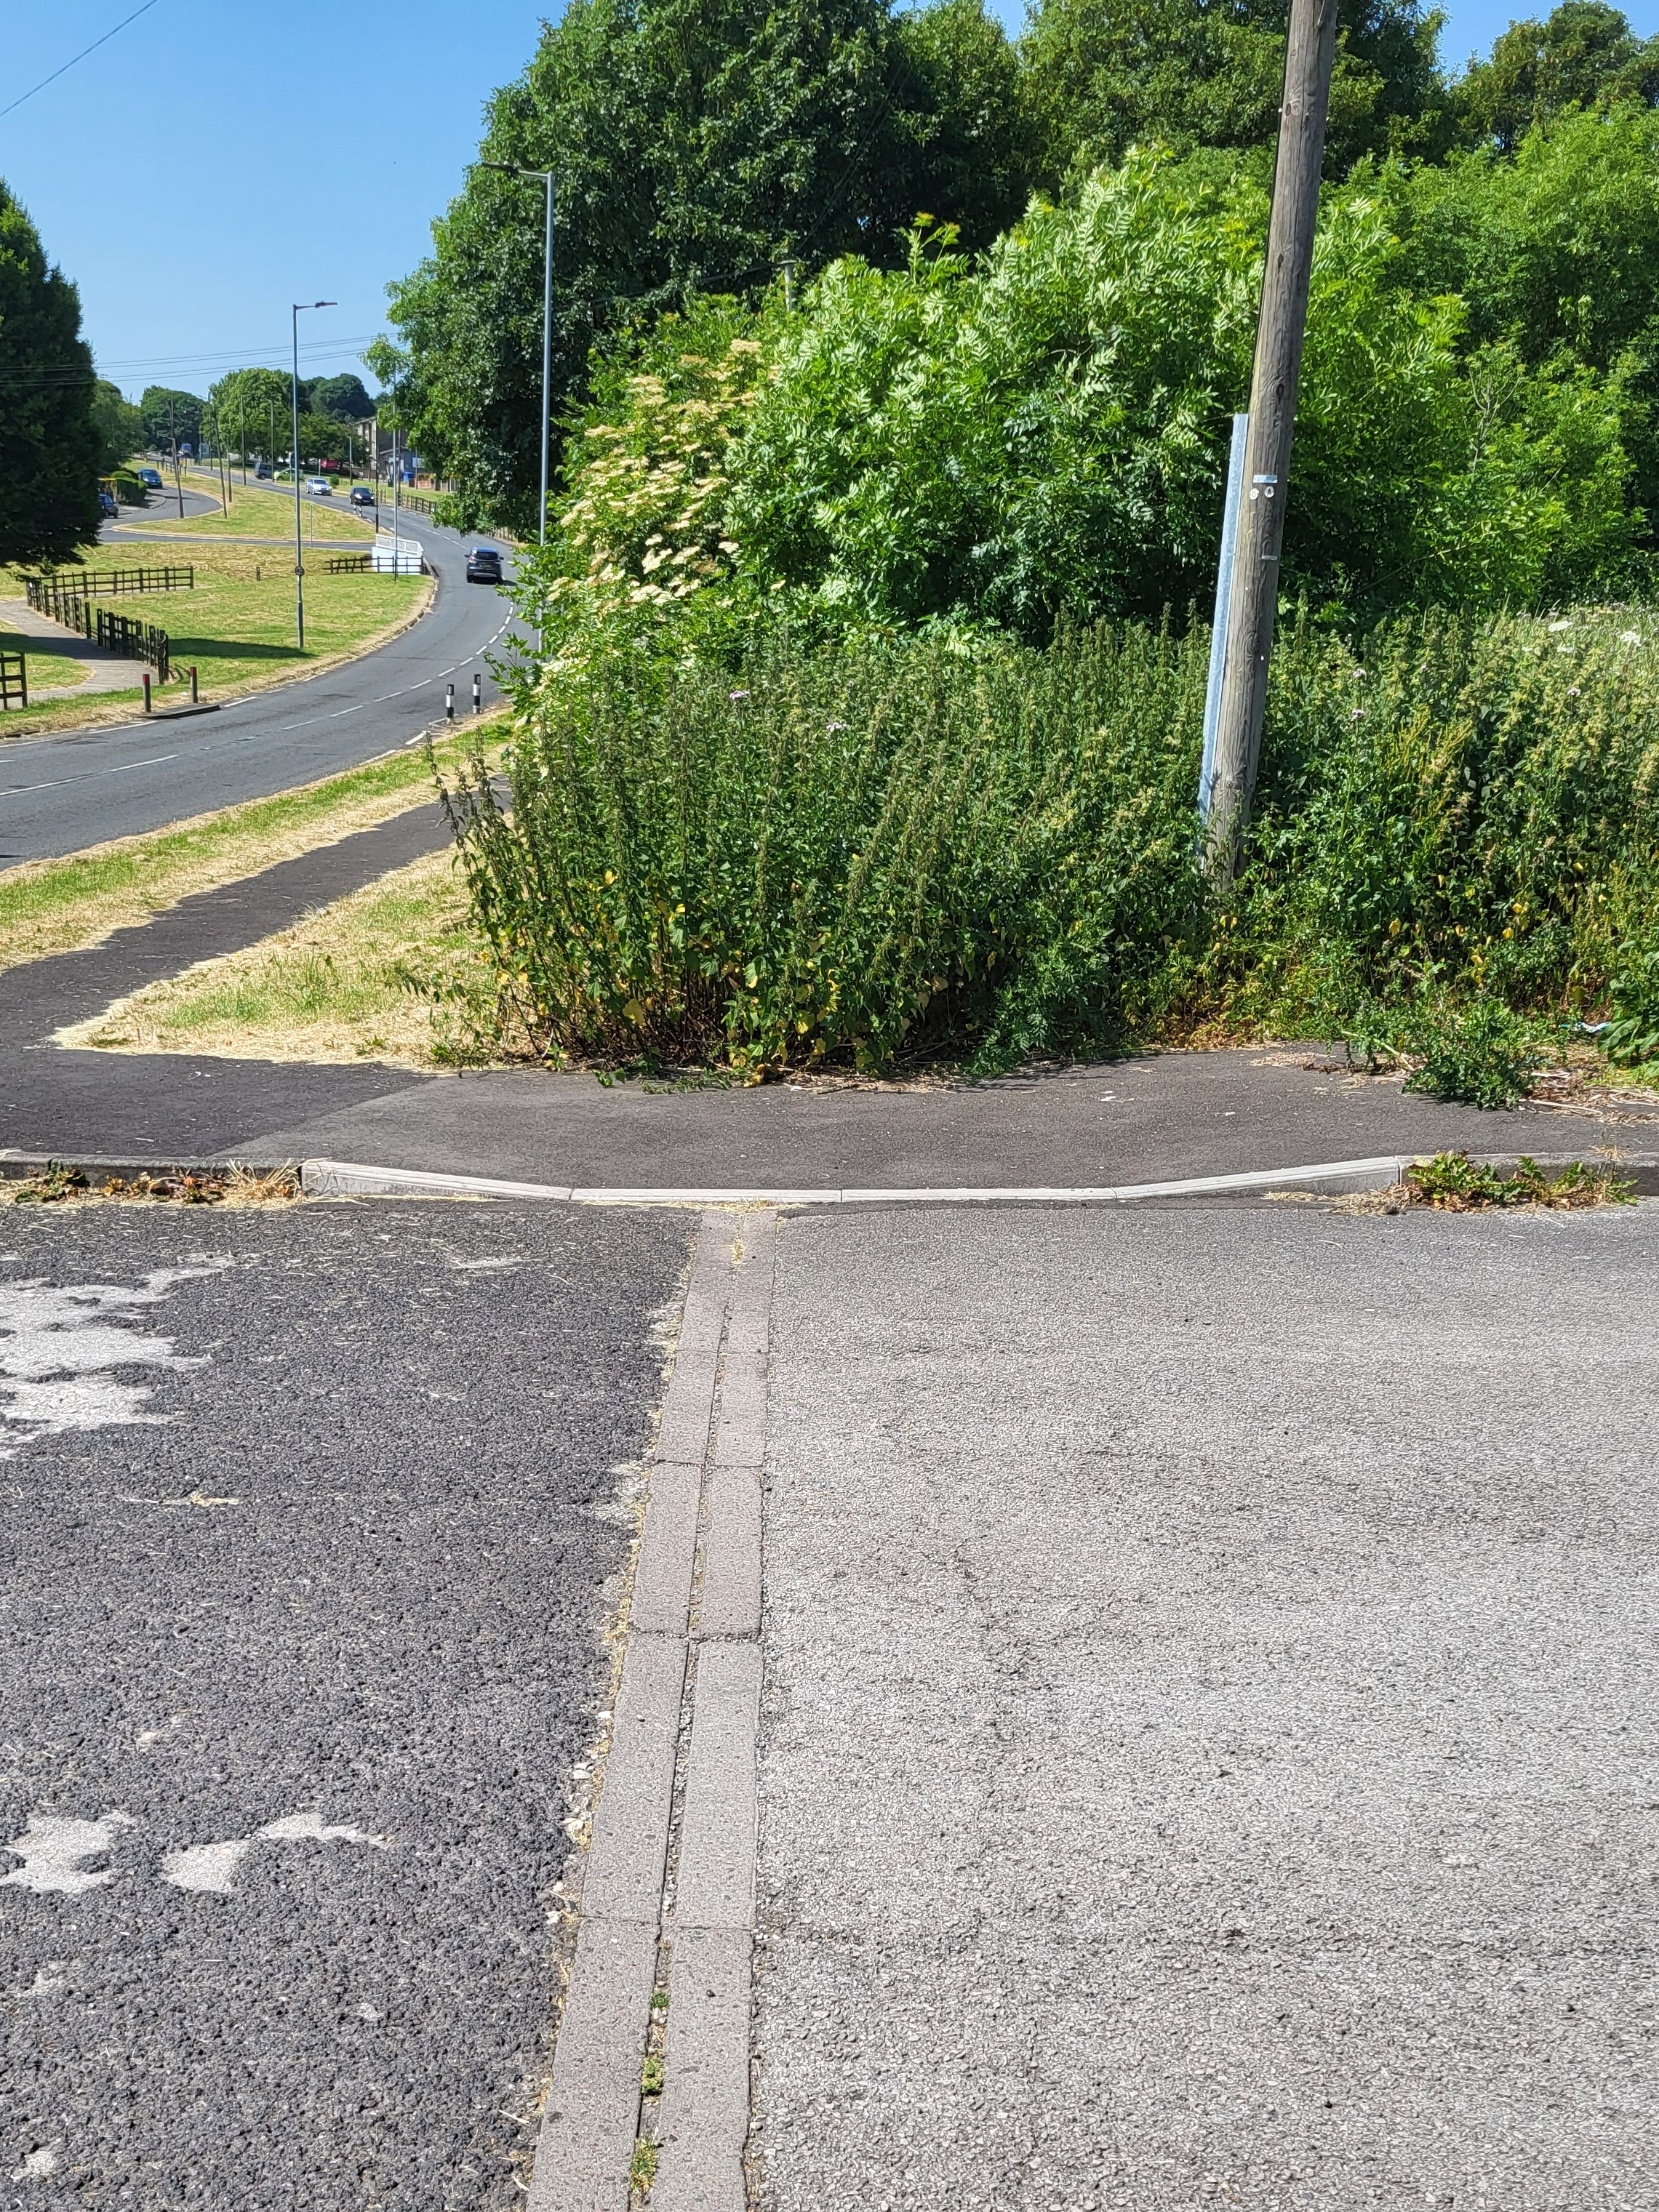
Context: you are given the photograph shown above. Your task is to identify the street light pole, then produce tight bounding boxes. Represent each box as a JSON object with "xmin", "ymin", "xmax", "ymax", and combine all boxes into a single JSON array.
[
  {"xmin": 168, "ymin": 393, "xmax": 183, "ymax": 518},
  {"xmin": 481, "ymin": 161, "xmax": 554, "ymax": 543},
  {"xmin": 291, "ymin": 299, "xmax": 335, "ymax": 651}
]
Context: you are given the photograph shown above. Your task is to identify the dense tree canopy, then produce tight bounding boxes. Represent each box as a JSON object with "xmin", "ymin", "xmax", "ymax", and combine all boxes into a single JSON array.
[
  {"xmin": 139, "ymin": 384, "xmax": 204, "ymax": 452},
  {"xmin": 1020, "ymin": 0, "xmax": 1450, "ymax": 184},
  {"xmin": 89, "ymin": 379, "xmax": 143, "ymax": 474},
  {"xmin": 1366, "ymin": 99, "xmax": 1659, "ymax": 537},
  {"xmin": 1452, "ymin": 0, "xmax": 1659, "ymax": 148},
  {"xmin": 0, "ymin": 179, "xmax": 100, "ymax": 568},
  {"xmin": 385, "ymin": 0, "xmax": 1659, "ymax": 577},
  {"xmin": 722, "ymin": 160, "xmax": 1629, "ymax": 634},
  {"xmin": 309, "ymin": 372, "xmax": 375, "ymax": 420},
  {"xmin": 208, "ymin": 366, "xmax": 297, "ymax": 459},
  {"xmin": 386, "ymin": 0, "xmax": 1033, "ymax": 532}
]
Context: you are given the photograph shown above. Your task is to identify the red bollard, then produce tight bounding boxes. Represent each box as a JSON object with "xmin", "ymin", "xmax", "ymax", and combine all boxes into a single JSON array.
[{"xmin": 142, "ymin": 671, "xmax": 152, "ymax": 713}]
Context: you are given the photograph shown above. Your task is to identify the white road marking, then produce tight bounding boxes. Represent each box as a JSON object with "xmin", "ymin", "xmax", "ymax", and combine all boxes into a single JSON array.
[
  {"xmin": 1, "ymin": 1811, "xmax": 135, "ymax": 1894},
  {"xmin": 162, "ymin": 1810, "xmax": 391, "ymax": 1896},
  {"xmin": 161, "ymin": 1839, "xmax": 253, "ymax": 1895},
  {"xmin": 0, "ymin": 1264, "xmax": 230, "ymax": 1459},
  {"xmin": 11, "ymin": 2149, "xmax": 59, "ymax": 2181},
  {"xmin": 0, "ymin": 601, "xmax": 516, "ymax": 790}
]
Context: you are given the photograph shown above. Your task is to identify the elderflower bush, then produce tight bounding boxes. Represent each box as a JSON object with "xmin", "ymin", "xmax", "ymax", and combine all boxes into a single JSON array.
[{"xmin": 516, "ymin": 297, "xmax": 781, "ymax": 686}]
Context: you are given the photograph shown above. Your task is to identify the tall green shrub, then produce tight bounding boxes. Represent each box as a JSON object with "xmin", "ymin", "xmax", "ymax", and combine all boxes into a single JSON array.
[
  {"xmin": 448, "ymin": 601, "xmax": 1659, "ymax": 1074},
  {"xmin": 443, "ymin": 622, "xmax": 1207, "ymax": 1074},
  {"xmin": 726, "ymin": 159, "xmax": 1634, "ymax": 636},
  {"xmin": 1218, "ymin": 604, "xmax": 1659, "ymax": 1030}
]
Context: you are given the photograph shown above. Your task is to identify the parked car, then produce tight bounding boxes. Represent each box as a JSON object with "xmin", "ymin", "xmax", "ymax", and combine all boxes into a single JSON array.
[
  {"xmin": 138, "ymin": 467, "xmax": 163, "ymax": 489},
  {"xmin": 255, "ymin": 461, "xmax": 274, "ymax": 479},
  {"xmin": 465, "ymin": 548, "xmax": 504, "ymax": 585},
  {"xmin": 99, "ymin": 489, "xmax": 119, "ymax": 519},
  {"xmin": 305, "ymin": 477, "xmax": 332, "ymax": 496},
  {"xmin": 349, "ymin": 485, "xmax": 377, "ymax": 508}
]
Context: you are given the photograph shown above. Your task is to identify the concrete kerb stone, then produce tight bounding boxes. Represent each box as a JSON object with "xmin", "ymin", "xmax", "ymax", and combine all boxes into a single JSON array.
[
  {"xmin": 294, "ymin": 1152, "xmax": 1659, "ymax": 1209},
  {"xmin": 527, "ymin": 1209, "xmax": 735, "ymax": 2212},
  {"xmin": 527, "ymin": 1207, "xmax": 772, "ymax": 2212},
  {"xmin": 653, "ymin": 1928, "xmax": 754, "ymax": 2212}
]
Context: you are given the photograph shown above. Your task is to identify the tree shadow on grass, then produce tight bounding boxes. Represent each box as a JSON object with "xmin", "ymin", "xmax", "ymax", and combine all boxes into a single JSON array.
[{"xmin": 162, "ymin": 638, "xmax": 309, "ymax": 662}]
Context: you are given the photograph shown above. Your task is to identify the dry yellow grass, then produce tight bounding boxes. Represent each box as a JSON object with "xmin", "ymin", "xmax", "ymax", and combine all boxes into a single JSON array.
[
  {"xmin": 0, "ymin": 727, "xmax": 500, "ymax": 976},
  {"xmin": 56, "ymin": 847, "xmax": 506, "ymax": 1070}
]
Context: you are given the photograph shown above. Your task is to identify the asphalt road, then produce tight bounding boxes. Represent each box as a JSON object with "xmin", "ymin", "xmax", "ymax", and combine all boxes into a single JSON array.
[
  {"xmin": 0, "ymin": 1197, "xmax": 689, "ymax": 2209},
  {"xmin": 755, "ymin": 1199, "xmax": 1659, "ymax": 2210},
  {"xmin": 0, "ymin": 494, "xmax": 522, "ymax": 868}
]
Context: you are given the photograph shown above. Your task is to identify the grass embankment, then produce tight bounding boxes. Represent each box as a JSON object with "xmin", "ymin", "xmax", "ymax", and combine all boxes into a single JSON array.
[
  {"xmin": 0, "ymin": 537, "xmax": 429, "ymax": 739},
  {"xmin": 0, "ymin": 734, "xmax": 491, "ymax": 974},
  {"xmin": 130, "ymin": 470, "xmax": 377, "ymax": 541},
  {"xmin": 56, "ymin": 846, "xmax": 500, "ymax": 1070}
]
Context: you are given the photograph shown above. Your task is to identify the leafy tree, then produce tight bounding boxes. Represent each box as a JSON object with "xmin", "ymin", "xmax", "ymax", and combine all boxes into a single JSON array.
[
  {"xmin": 310, "ymin": 371, "xmax": 375, "ymax": 420},
  {"xmin": 207, "ymin": 366, "xmax": 295, "ymax": 459},
  {"xmin": 1452, "ymin": 0, "xmax": 1659, "ymax": 151},
  {"xmin": 722, "ymin": 158, "xmax": 1631, "ymax": 634},
  {"xmin": 385, "ymin": 0, "xmax": 1032, "ymax": 533},
  {"xmin": 295, "ymin": 409, "xmax": 352, "ymax": 465},
  {"xmin": 89, "ymin": 379, "xmax": 143, "ymax": 474},
  {"xmin": 139, "ymin": 384, "xmax": 204, "ymax": 452},
  {"xmin": 0, "ymin": 178, "xmax": 100, "ymax": 567},
  {"xmin": 1367, "ymin": 100, "xmax": 1659, "ymax": 534},
  {"xmin": 1018, "ymin": 0, "xmax": 1451, "ymax": 185}
]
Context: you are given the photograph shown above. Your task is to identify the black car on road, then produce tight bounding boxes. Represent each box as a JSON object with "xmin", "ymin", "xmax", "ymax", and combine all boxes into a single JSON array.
[
  {"xmin": 465, "ymin": 548, "xmax": 504, "ymax": 584},
  {"xmin": 349, "ymin": 485, "xmax": 377, "ymax": 508}
]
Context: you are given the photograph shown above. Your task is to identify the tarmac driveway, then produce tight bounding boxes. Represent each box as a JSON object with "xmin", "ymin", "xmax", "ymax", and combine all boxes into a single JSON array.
[{"xmin": 0, "ymin": 1198, "xmax": 689, "ymax": 2209}]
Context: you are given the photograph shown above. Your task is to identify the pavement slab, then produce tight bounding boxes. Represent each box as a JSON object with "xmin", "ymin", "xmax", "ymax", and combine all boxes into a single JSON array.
[
  {"xmin": 0, "ymin": 1197, "xmax": 691, "ymax": 2209},
  {"xmin": 753, "ymin": 1199, "xmax": 1659, "ymax": 2211}
]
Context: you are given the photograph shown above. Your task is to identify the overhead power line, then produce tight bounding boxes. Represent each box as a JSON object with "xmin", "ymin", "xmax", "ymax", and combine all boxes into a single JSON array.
[
  {"xmin": 0, "ymin": 0, "xmax": 164, "ymax": 121},
  {"xmin": 0, "ymin": 334, "xmax": 387, "ymax": 388}
]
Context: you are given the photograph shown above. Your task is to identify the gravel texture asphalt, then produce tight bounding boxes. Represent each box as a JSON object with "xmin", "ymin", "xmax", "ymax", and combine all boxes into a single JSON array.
[
  {"xmin": 754, "ymin": 1199, "xmax": 1659, "ymax": 2211},
  {"xmin": 0, "ymin": 807, "xmax": 447, "ymax": 1160},
  {"xmin": 0, "ymin": 1197, "xmax": 690, "ymax": 2209},
  {"xmin": 1, "ymin": 501, "xmax": 517, "ymax": 865}
]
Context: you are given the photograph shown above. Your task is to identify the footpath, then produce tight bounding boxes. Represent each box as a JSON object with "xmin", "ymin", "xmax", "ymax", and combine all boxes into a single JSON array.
[{"xmin": 522, "ymin": 1187, "xmax": 1659, "ymax": 2212}]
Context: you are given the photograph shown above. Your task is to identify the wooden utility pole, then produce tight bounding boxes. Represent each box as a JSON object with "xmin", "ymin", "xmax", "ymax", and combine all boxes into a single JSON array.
[{"xmin": 1207, "ymin": 0, "xmax": 1340, "ymax": 873}]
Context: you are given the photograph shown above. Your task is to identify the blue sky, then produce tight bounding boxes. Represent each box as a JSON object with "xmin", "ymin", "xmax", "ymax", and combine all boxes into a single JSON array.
[{"xmin": 1, "ymin": 0, "xmax": 1652, "ymax": 401}]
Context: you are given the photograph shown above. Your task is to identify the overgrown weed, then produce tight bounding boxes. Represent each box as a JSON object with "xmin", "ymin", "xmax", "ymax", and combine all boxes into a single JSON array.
[{"xmin": 439, "ymin": 604, "xmax": 1659, "ymax": 1084}]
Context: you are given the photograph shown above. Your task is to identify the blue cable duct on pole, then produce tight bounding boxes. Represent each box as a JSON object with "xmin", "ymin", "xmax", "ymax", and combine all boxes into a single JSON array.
[{"xmin": 1198, "ymin": 412, "xmax": 1250, "ymax": 828}]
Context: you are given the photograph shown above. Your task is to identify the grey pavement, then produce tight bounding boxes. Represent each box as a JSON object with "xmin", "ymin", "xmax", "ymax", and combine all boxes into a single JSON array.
[
  {"xmin": 8, "ymin": 1033, "xmax": 1658, "ymax": 1193},
  {"xmin": 0, "ymin": 1197, "xmax": 690, "ymax": 2208},
  {"xmin": 753, "ymin": 1199, "xmax": 1659, "ymax": 2210},
  {"xmin": 239, "ymin": 1046, "xmax": 1659, "ymax": 1190},
  {"xmin": 0, "ymin": 605, "xmax": 135, "ymax": 702},
  {"xmin": 1, "ymin": 502, "xmax": 519, "ymax": 866},
  {"xmin": 0, "ymin": 808, "xmax": 449, "ymax": 1163}
]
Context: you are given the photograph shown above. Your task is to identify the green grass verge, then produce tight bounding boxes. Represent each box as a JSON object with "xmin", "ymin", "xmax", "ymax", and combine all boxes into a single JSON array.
[
  {"xmin": 0, "ymin": 539, "xmax": 429, "ymax": 738},
  {"xmin": 0, "ymin": 729, "xmax": 493, "ymax": 974},
  {"xmin": 124, "ymin": 470, "xmax": 376, "ymax": 540},
  {"xmin": 60, "ymin": 846, "xmax": 500, "ymax": 1071}
]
